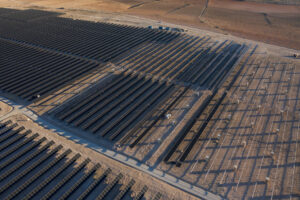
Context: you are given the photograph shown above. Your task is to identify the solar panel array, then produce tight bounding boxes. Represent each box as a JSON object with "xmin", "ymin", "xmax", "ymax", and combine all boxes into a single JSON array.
[{"xmin": 0, "ymin": 121, "xmax": 161, "ymax": 200}]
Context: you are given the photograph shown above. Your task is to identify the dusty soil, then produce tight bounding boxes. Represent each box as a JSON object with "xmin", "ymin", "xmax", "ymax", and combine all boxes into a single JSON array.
[
  {"xmin": 160, "ymin": 54, "xmax": 300, "ymax": 199},
  {"xmin": 1, "ymin": 0, "xmax": 299, "ymax": 50},
  {"xmin": 0, "ymin": 101, "xmax": 12, "ymax": 116},
  {"xmin": 244, "ymin": 0, "xmax": 300, "ymax": 5}
]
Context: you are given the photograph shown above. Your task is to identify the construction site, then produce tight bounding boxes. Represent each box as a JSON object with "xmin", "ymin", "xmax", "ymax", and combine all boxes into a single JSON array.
[{"xmin": 0, "ymin": 0, "xmax": 299, "ymax": 199}]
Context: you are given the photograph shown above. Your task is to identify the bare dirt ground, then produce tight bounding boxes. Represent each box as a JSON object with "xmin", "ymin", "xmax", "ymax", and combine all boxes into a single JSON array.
[
  {"xmin": 245, "ymin": 0, "xmax": 300, "ymax": 5},
  {"xmin": 159, "ymin": 54, "xmax": 300, "ymax": 199},
  {"xmin": 0, "ymin": 101, "xmax": 12, "ymax": 116},
  {"xmin": 1, "ymin": 0, "xmax": 299, "ymax": 50}
]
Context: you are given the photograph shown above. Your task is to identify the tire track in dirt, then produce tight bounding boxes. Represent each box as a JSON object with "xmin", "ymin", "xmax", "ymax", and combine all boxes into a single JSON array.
[
  {"xmin": 262, "ymin": 13, "xmax": 272, "ymax": 25},
  {"xmin": 128, "ymin": 0, "xmax": 159, "ymax": 9},
  {"xmin": 200, "ymin": 0, "xmax": 209, "ymax": 17},
  {"xmin": 166, "ymin": 4, "xmax": 190, "ymax": 14}
]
